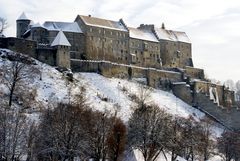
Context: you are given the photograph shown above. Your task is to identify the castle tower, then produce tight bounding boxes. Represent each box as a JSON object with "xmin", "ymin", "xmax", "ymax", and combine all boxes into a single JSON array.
[
  {"xmin": 16, "ymin": 12, "xmax": 31, "ymax": 38},
  {"xmin": 51, "ymin": 30, "xmax": 71, "ymax": 68}
]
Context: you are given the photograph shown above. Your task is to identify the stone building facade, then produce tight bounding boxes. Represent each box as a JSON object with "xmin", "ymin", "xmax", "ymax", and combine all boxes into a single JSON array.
[
  {"xmin": 128, "ymin": 27, "xmax": 161, "ymax": 68},
  {"xmin": 16, "ymin": 13, "xmax": 194, "ymax": 71},
  {"xmin": 75, "ymin": 15, "xmax": 129, "ymax": 64},
  {"xmin": 138, "ymin": 24, "xmax": 193, "ymax": 68}
]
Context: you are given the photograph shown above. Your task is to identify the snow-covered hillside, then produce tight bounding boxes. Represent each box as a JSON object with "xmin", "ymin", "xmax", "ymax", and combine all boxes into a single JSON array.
[{"xmin": 0, "ymin": 49, "xmax": 224, "ymax": 161}]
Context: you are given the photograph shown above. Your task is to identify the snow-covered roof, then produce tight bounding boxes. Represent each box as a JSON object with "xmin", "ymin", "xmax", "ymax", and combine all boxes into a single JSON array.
[
  {"xmin": 17, "ymin": 12, "xmax": 30, "ymax": 20},
  {"xmin": 42, "ymin": 21, "xmax": 82, "ymax": 33},
  {"xmin": 154, "ymin": 28, "xmax": 191, "ymax": 43},
  {"xmin": 31, "ymin": 22, "xmax": 45, "ymax": 28},
  {"xmin": 128, "ymin": 27, "xmax": 159, "ymax": 42},
  {"xmin": 51, "ymin": 30, "xmax": 71, "ymax": 47},
  {"xmin": 78, "ymin": 15, "xmax": 128, "ymax": 31}
]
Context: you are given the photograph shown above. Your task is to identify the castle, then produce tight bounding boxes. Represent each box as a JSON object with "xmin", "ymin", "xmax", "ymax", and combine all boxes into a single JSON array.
[{"xmin": 0, "ymin": 12, "xmax": 239, "ymax": 130}]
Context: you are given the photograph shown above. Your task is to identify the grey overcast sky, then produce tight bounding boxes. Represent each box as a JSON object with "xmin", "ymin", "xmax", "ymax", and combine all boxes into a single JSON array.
[{"xmin": 1, "ymin": 0, "xmax": 240, "ymax": 82}]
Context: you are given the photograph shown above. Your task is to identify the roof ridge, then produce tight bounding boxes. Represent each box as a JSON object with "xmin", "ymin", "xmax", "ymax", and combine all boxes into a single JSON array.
[{"xmin": 51, "ymin": 30, "xmax": 71, "ymax": 47}]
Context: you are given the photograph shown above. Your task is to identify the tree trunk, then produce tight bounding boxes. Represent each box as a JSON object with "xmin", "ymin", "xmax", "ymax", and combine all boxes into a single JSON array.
[{"xmin": 9, "ymin": 82, "xmax": 16, "ymax": 107}]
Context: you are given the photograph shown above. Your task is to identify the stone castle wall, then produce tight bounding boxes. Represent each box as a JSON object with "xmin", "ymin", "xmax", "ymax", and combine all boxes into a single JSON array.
[
  {"xmin": 71, "ymin": 59, "xmax": 182, "ymax": 90},
  {"xmin": 36, "ymin": 47, "xmax": 56, "ymax": 66},
  {"xmin": 0, "ymin": 37, "xmax": 37, "ymax": 58},
  {"xmin": 184, "ymin": 66, "xmax": 205, "ymax": 80}
]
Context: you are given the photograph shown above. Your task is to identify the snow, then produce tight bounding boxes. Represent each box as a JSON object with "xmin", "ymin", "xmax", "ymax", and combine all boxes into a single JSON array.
[
  {"xmin": 51, "ymin": 30, "xmax": 71, "ymax": 46},
  {"xmin": 124, "ymin": 149, "xmax": 186, "ymax": 161},
  {"xmin": 17, "ymin": 12, "xmax": 29, "ymax": 20},
  {"xmin": 128, "ymin": 27, "xmax": 159, "ymax": 42},
  {"xmin": 155, "ymin": 28, "xmax": 191, "ymax": 43},
  {"xmin": 75, "ymin": 73, "xmax": 204, "ymax": 121},
  {"xmin": 31, "ymin": 22, "xmax": 44, "ymax": 28},
  {"xmin": 43, "ymin": 21, "xmax": 82, "ymax": 33}
]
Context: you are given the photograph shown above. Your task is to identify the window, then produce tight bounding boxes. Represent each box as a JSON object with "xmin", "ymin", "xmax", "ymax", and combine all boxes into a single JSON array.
[
  {"xmin": 135, "ymin": 50, "xmax": 137, "ymax": 54},
  {"xmin": 121, "ymin": 49, "xmax": 123, "ymax": 53},
  {"xmin": 110, "ymin": 31, "xmax": 112, "ymax": 35},
  {"xmin": 90, "ymin": 27, "xmax": 92, "ymax": 32}
]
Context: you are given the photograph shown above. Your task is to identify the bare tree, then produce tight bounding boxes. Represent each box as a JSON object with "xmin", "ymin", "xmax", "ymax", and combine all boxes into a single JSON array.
[
  {"xmin": 107, "ymin": 118, "xmax": 126, "ymax": 161},
  {"xmin": 217, "ymin": 131, "xmax": 240, "ymax": 161},
  {"xmin": 87, "ymin": 110, "xmax": 114, "ymax": 161},
  {"xmin": 128, "ymin": 104, "xmax": 172, "ymax": 161},
  {"xmin": 0, "ymin": 17, "xmax": 7, "ymax": 34},
  {"xmin": 3, "ymin": 61, "xmax": 29, "ymax": 107},
  {"xmin": 199, "ymin": 117, "xmax": 215, "ymax": 161},
  {"xmin": 0, "ymin": 105, "xmax": 29, "ymax": 161},
  {"xmin": 34, "ymin": 103, "xmax": 89, "ymax": 161},
  {"xmin": 168, "ymin": 117, "xmax": 186, "ymax": 161}
]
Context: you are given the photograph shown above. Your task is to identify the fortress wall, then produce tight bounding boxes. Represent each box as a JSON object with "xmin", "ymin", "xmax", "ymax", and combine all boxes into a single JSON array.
[
  {"xmin": 0, "ymin": 37, "xmax": 37, "ymax": 58},
  {"xmin": 194, "ymin": 81, "xmax": 210, "ymax": 94},
  {"xmin": 172, "ymin": 83, "xmax": 193, "ymax": 105},
  {"xmin": 71, "ymin": 60, "xmax": 183, "ymax": 89},
  {"xmin": 100, "ymin": 62, "xmax": 129, "ymax": 79},
  {"xmin": 194, "ymin": 81, "xmax": 236, "ymax": 108},
  {"xmin": 131, "ymin": 67, "xmax": 147, "ymax": 78},
  {"xmin": 71, "ymin": 60, "xmax": 99, "ymax": 72},
  {"xmin": 147, "ymin": 69, "xmax": 182, "ymax": 88},
  {"xmin": 36, "ymin": 48, "xmax": 56, "ymax": 66},
  {"xmin": 185, "ymin": 66, "xmax": 205, "ymax": 80}
]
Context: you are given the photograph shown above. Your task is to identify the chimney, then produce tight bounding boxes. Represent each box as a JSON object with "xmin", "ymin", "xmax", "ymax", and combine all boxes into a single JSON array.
[
  {"xmin": 161, "ymin": 23, "xmax": 165, "ymax": 29},
  {"xmin": 138, "ymin": 24, "xmax": 154, "ymax": 31}
]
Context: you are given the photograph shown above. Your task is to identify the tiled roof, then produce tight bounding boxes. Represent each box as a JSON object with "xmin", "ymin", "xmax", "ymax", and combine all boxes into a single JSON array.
[{"xmin": 79, "ymin": 15, "xmax": 128, "ymax": 31}]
